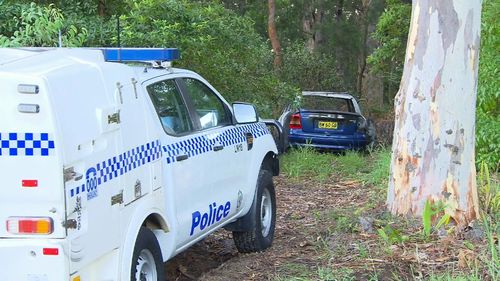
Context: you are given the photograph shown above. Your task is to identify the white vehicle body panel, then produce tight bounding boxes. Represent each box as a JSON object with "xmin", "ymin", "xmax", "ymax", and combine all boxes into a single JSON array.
[{"xmin": 0, "ymin": 48, "xmax": 278, "ymax": 281}]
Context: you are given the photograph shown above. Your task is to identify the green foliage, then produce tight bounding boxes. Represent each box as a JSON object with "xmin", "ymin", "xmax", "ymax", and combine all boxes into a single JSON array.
[
  {"xmin": 377, "ymin": 224, "xmax": 409, "ymax": 245},
  {"xmin": 421, "ymin": 200, "xmax": 450, "ymax": 239},
  {"xmin": 119, "ymin": 0, "xmax": 296, "ymax": 116},
  {"xmin": 5, "ymin": 0, "xmax": 128, "ymax": 17},
  {"xmin": 367, "ymin": 0, "xmax": 411, "ymax": 98},
  {"xmin": 476, "ymin": 0, "xmax": 500, "ymax": 169},
  {"xmin": 422, "ymin": 200, "xmax": 433, "ymax": 238},
  {"xmin": 279, "ymin": 42, "xmax": 345, "ymax": 91},
  {"xmin": 63, "ymin": 14, "xmax": 116, "ymax": 46},
  {"xmin": 3, "ymin": 0, "xmax": 126, "ymax": 46},
  {"xmin": 0, "ymin": 2, "xmax": 87, "ymax": 47},
  {"xmin": 478, "ymin": 162, "xmax": 500, "ymax": 215},
  {"xmin": 220, "ymin": 0, "xmax": 386, "ymax": 96}
]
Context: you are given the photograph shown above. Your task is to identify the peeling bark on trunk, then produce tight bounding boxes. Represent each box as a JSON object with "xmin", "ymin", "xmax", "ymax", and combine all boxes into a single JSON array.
[
  {"xmin": 268, "ymin": 0, "xmax": 282, "ymax": 68},
  {"xmin": 388, "ymin": 0, "xmax": 481, "ymax": 225}
]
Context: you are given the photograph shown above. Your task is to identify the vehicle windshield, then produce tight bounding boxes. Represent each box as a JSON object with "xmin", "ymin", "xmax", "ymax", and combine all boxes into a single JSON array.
[{"xmin": 300, "ymin": 95, "xmax": 354, "ymax": 113}]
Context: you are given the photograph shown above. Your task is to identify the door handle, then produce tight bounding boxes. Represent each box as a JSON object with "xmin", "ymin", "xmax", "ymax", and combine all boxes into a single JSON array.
[
  {"xmin": 213, "ymin": 145, "xmax": 224, "ymax": 152},
  {"xmin": 176, "ymin": 154, "xmax": 189, "ymax": 161}
]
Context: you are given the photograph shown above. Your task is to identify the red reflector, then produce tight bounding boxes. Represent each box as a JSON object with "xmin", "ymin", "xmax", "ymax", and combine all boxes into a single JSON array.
[
  {"xmin": 22, "ymin": 180, "xmax": 38, "ymax": 187},
  {"xmin": 43, "ymin": 248, "xmax": 59, "ymax": 256}
]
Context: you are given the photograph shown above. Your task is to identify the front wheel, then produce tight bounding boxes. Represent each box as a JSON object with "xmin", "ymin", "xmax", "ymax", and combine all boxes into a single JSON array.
[
  {"xmin": 131, "ymin": 227, "xmax": 165, "ymax": 281},
  {"xmin": 233, "ymin": 170, "xmax": 276, "ymax": 253}
]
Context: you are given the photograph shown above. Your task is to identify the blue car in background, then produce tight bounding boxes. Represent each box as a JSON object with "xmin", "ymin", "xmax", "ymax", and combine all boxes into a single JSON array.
[{"xmin": 280, "ymin": 91, "xmax": 376, "ymax": 151}]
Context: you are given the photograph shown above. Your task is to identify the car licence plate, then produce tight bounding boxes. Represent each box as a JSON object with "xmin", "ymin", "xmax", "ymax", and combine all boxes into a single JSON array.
[{"xmin": 318, "ymin": 121, "xmax": 338, "ymax": 129}]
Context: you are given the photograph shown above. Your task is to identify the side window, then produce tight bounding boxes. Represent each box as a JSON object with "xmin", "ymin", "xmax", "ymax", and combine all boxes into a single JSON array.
[
  {"xmin": 147, "ymin": 79, "xmax": 193, "ymax": 135},
  {"xmin": 183, "ymin": 78, "xmax": 231, "ymax": 130}
]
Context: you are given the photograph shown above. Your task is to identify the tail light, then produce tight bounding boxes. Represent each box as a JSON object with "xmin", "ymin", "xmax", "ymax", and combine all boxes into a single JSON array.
[
  {"xmin": 6, "ymin": 217, "xmax": 53, "ymax": 235},
  {"xmin": 290, "ymin": 113, "xmax": 302, "ymax": 129}
]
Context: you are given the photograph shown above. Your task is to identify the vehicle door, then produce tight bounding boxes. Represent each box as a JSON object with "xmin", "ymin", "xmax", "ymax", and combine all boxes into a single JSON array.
[
  {"xmin": 145, "ymin": 77, "xmax": 241, "ymax": 248},
  {"xmin": 178, "ymin": 77, "xmax": 252, "ymax": 218}
]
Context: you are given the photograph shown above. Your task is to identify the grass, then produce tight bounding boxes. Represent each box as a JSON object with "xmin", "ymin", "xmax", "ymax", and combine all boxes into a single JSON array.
[
  {"xmin": 281, "ymin": 146, "xmax": 335, "ymax": 182},
  {"xmin": 483, "ymin": 216, "xmax": 500, "ymax": 279},
  {"xmin": 281, "ymin": 146, "xmax": 392, "ymax": 184},
  {"xmin": 333, "ymin": 150, "xmax": 368, "ymax": 175},
  {"xmin": 360, "ymin": 148, "xmax": 392, "ymax": 189}
]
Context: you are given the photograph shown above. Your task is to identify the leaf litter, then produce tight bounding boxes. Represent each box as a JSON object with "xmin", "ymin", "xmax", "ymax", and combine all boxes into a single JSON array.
[{"xmin": 165, "ymin": 174, "xmax": 494, "ymax": 280}]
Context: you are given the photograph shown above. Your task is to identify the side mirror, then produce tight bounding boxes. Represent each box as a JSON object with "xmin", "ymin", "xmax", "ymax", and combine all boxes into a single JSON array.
[{"xmin": 232, "ymin": 102, "xmax": 258, "ymax": 124}]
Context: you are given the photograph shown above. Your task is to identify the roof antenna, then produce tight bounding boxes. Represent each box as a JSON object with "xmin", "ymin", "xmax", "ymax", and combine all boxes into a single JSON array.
[
  {"xmin": 116, "ymin": 16, "xmax": 121, "ymax": 62},
  {"xmin": 58, "ymin": 30, "xmax": 62, "ymax": 47}
]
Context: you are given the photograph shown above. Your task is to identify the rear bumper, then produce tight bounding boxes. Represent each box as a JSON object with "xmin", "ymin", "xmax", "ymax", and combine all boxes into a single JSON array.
[
  {"xmin": 0, "ymin": 238, "xmax": 69, "ymax": 281},
  {"xmin": 289, "ymin": 130, "xmax": 368, "ymax": 150}
]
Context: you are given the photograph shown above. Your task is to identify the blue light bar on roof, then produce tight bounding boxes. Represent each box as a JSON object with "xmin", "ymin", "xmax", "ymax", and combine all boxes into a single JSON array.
[{"xmin": 101, "ymin": 48, "xmax": 180, "ymax": 62}]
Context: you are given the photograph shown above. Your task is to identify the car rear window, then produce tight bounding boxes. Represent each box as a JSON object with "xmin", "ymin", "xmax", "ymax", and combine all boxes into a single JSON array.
[{"xmin": 300, "ymin": 96, "xmax": 354, "ymax": 113}]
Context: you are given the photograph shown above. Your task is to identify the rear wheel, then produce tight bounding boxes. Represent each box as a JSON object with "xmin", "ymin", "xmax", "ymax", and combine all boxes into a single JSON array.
[
  {"xmin": 233, "ymin": 170, "xmax": 276, "ymax": 253},
  {"xmin": 131, "ymin": 227, "xmax": 165, "ymax": 281}
]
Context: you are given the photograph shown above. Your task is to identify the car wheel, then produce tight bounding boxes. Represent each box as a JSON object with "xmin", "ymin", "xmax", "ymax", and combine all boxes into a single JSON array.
[
  {"xmin": 131, "ymin": 227, "xmax": 165, "ymax": 281},
  {"xmin": 233, "ymin": 170, "xmax": 276, "ymax": 253}
]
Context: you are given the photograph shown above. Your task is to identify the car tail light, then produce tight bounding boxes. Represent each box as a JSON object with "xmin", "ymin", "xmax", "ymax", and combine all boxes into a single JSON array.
[
  {"xmin": 290, "ymin": 113, "xmax": 302, "ymax": 129},
  {"xmin": 6, "ymin": 217, "xmax": 53, "ymax": 235}
]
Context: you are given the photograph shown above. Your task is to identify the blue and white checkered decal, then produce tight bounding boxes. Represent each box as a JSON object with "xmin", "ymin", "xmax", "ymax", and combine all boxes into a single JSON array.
[
  {"xmin": 69, "ymin": 123, "xmax": 270, "ymax": 198},
  {"xmin": 69, "ymin": 140, "xmax": 162, "ymax": 197},
  {"xmin": 162, "ymin": 123, "xmax": 270, "ymax": 164},
  {"xmin": 0, "ymin": 133, "xmax": 55, "ymax": 156}
]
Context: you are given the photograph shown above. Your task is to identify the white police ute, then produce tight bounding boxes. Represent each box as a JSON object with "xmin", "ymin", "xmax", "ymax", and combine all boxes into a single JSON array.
[{"xmin": 0, "ymin": 48, "xmax": 280, "ymax": 281}]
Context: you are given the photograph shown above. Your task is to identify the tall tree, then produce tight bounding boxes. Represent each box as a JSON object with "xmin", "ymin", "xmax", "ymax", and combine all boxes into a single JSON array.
[
  {"xmin": 98, "ymin": 0, "xmax": 106, "ymax": 16},
  {"xmin": 268, "ymin": 0, "xmax": 282, "ymax": 68},
  {"xmin": 302, "ymin": 0, "xmax": 325, "ymax": 52},
  {"xmin": 388, "ymin": 0, "xmax": 481, "ymax": 225},
  {"xmin": 367, "ymin": 0, "xmax": 412, "ymax": 104}
]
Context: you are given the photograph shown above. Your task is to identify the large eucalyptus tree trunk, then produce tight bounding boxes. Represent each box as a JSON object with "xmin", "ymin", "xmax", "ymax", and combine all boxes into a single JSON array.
[{"xmin": 388, "ymin": 0, "xmax": 481, "ymax": 225}]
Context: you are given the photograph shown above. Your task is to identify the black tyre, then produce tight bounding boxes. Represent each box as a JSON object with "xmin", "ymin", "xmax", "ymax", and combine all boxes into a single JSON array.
[
  {"xmin": 131, "ymin": 227, "xmax": 165, "ymax": 281},
  {"xmin": 233, "ymin": 170, "xmax": 276, "ymax": 253}
]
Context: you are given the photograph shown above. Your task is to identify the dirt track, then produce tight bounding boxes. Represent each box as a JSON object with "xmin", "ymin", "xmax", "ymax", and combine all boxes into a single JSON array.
[{"xmin": 165, "ymin": 175, "xmax": 376, "ymax": 280}]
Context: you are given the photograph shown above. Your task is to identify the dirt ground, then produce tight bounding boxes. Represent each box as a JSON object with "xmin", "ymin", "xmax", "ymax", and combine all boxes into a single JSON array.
[{"xmin": 164, "ymin": 175, "xmax": 492, "ymax": 281}]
